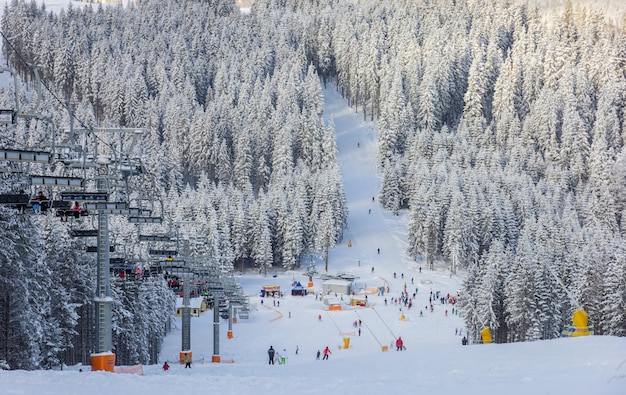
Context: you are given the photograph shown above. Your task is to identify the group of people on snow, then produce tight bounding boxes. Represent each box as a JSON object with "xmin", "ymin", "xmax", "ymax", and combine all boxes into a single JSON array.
[
  {"xmin": 269, "ymin": 345, "xmax": 331, "ymax": 363},
  {"xmin": 267, "ymin": 346, "xmax": 293, "ymax": 364},
  {"xmin": 161, "ymin": 353, "xmax": 191, "ymax": 371}
]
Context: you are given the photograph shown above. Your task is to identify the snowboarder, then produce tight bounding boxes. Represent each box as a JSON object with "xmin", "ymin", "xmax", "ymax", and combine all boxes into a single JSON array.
[
  {"xmin": 162, "ymin": 361, "xmax": 169, "ymax": 371},
  {"xmin": 268, "ymin": 346, "xmax": 275, "ymax": 364},
  {"xmin": 316, "ymin": 350, "xmax": 321, "ymax": 360},
  {"xmin": 281, "ymin": 349, "xmax": 287, "ymax": 364},
  {"xmin": 358, "ymin": 328, "xmax": 361, "ymax": 336},
  {"xmin": 184, "ymin": 353, "xmax": 192, "ymax": 368},
  {"xmin": 396, "ymin": 337, "xmax": 404, "ymax": 351},
  {"xmin": 462, "ymin": 336, "xmax": 468, "ymax": 346},
  {"xmin": 377, "ymin": 248, "xmax": 380, "ymax": 254},
  {"xmin": 318, "ymin": 314, "xmax": 322, "ymax": 321},
  {"xmin": 322, "ymin": 346, "xmax": 332, "ymax": 360}
]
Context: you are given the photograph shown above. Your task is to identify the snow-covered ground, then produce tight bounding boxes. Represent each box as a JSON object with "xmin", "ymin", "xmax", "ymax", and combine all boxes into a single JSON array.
[{"xmin": 1, "ymin": 81, "xmax": 625, "ymax": 395}]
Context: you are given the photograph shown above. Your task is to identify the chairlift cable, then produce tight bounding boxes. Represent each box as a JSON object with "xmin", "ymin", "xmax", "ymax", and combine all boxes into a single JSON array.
[{"xmin": 0, "ymin": 29, "xmax": 127, "ymax": 161}]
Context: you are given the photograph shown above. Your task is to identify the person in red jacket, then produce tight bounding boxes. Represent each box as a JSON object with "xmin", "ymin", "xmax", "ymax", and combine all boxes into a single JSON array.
[
  {"xmin": 396, "ymin": 337, "xmax": 404, "ymax": 351},
  {"xmin": 322, "ymin": 346, "xmax": 332, "ymax": 360}
]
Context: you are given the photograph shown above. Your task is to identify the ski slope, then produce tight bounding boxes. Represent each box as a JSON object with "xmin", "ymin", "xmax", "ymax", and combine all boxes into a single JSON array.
[{"xmin": 2, "ymin": 83, "xmax": 625, "ymax": 395}]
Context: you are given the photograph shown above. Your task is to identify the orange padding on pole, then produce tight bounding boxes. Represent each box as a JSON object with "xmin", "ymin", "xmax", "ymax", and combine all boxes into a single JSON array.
[
  {"xmin": 90, "ymin": 353, "xmax": 116, "ymax": 372},
  {"xmin": 212, "ymin": 355, "xmax": 221, "ymax": 363},
  {"xmin": 180, "ymin": 351, "xmax": 192, "ymax": 364}
]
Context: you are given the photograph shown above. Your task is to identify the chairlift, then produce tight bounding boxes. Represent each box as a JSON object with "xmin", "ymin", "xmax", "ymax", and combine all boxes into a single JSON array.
[
  {"xmin": 54, "ymin": 199, "xmax": 91, "ymax": 220},
  {"xmin": 139, "ymin": 234, "xmax": 173, "ymax": 242},
  {"xmin": 70, "ymin": 229, "xmax": 98, "ymax": 237},
  {"xmin": 86, "ymin": 245, "xmax": 115, "ymax": 253},
  {"xmin": 0, "ymin": 148, "xmax": 51, "ymax": 163},
  {"xmin": 129, "ymin": 216, "xmax": 162, "ymax": 224},
  {"xmin": 149, "ymin": 249, "xmax": 178, "ymax": 257},
  {"xmin": 60, "ymin": 191, "xmax": 108, "ymax": 202},
  {"xmin": 29, "ymin": 175, "xmax": 83, "ymax": 188},
  {"xmin": 0, "ymin": 192, "xmax": 30, "ymax": 212}
]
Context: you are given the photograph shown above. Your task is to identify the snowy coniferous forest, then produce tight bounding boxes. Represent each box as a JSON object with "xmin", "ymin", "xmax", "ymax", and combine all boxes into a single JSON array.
[{"xmin": 0, "ymin": 0, "xmax": 625, "ymax": 369}]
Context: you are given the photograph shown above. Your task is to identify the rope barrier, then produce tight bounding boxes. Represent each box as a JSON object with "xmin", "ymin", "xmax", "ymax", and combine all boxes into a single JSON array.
[
  {"xmin": 354, "ymin": 310, "xmax": 382, "ymax": 347},
  {"xmin": 325, "ymin": 310, "xmax": 343, "ymax": 334},
  {"xmin": 371, "ymin": 307, "xmax": 397, "ymax": 339}
]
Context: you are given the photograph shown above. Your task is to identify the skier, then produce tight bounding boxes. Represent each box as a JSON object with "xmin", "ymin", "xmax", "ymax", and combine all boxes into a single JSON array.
[
  {"xmin": 184, "ymin": 353, "xmax": 192, "ymax": 368},
  {"xmin": 358, "ymin": 328, "xmax": 361, "ymax": 336},
  {"xmin": 268, "ymin": 346, "xmax": 276, "ymax": 365},
  {"xmin": 322, "ymin": 346, "xmax": 332, "ymax": 360},
  {"xmin": 396, "ymin": 337, "xmax": 404, "ymax": 351},
  {"xmin": 316, "ymin": 350, "xmax": 321, "ymax": 360},
  {"xmin": 318, "ymin": 314, "xmax": 322, "ymax": 321},
  {"xmin": 162, "ymin": 361, "xmax": 169, "ymax": 371}
]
